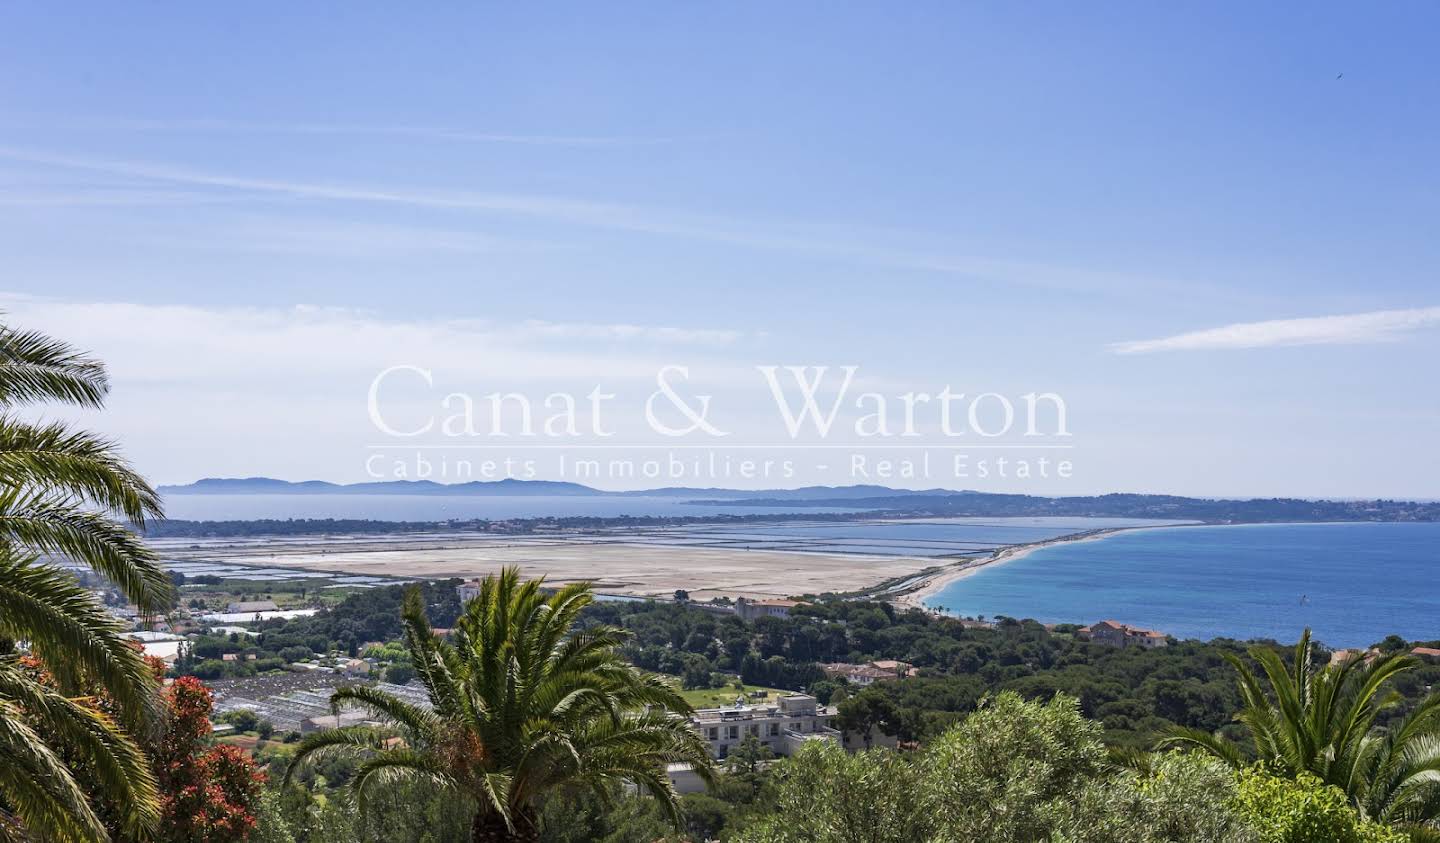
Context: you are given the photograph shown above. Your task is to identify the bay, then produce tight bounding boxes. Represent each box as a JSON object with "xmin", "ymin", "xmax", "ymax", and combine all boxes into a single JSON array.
[{"xmin": 926, "ymin": 522, "xmax": 1440, "ymax": 648}]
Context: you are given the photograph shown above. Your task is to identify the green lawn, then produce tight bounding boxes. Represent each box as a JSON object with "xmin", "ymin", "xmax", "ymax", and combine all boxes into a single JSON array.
[
  {"xmin": 674, "ymin": 680, "xmax": 790, "ymax": 710},
  {"xmin": 315, "ymin": 586, "xmax": 376, "ymax": 606}
]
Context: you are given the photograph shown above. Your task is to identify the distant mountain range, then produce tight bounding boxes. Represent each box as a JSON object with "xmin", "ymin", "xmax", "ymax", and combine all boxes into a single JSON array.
[
  {"xmin": 157, "ymin": 477, "xmax": 959, "ymax": 501},
  {"xmin": 151, "ymin": 478, "xmax": 1440, "ymax": 528}
]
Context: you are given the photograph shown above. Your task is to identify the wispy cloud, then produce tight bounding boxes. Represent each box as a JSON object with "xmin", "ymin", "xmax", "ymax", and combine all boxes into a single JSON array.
[
  {"xmin": 0, "ymin": 189, "xmax": 261, "ymax": 207},
  {"xmin": 0, "ymin": 295, "xmax": 743, "ymax": 385},
  {"xmin": 0, "ymin": 145, "xmax": 1227, "ymax": 298},
  {"xmin": 150, "ymin": 216, "xmax": 561, "ymax": 257},
  {"xmin": 1110, "ymin": 307, "xmax": 1440, "ymax": 354},
  {"xmin": 3, "ymin": 118, "xmax": 672, "ymax": 147},
  {"xmin": 0, "ymin": 145, "xmax": 634, "ymax": 218}
]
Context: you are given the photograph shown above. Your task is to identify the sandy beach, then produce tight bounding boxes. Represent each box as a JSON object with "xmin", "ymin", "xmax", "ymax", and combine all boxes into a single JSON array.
[{"xmin": 888, "ymin": 528, "xmax": 1135, "ymax": 613}]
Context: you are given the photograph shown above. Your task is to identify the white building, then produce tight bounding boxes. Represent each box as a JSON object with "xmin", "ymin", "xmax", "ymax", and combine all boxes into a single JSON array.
[
  {"xmin": 126, "ymin": 630, "xmax": 185, "ymax": 664},
  {"xmin": 457, "ymin": 580, "xmax": 482, "ymax": 603},
  {"xmin": 689, "ymin": 694, "xmax": 840, "ymax": 761},
  {"xmin": 665, "ymin": 693, "xmax": 893, "ymax": 794}
]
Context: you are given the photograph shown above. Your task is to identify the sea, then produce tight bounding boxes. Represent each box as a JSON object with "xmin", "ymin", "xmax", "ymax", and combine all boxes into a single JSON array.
[{"xmin": 924, "ymin": 522, "xmax": 1440, "ymax": 648}]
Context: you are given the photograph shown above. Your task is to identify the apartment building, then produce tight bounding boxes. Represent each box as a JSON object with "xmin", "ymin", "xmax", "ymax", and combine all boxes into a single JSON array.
[{"xmin": 690, "ymin": 693, "xmax": 840, "ymax": 760}]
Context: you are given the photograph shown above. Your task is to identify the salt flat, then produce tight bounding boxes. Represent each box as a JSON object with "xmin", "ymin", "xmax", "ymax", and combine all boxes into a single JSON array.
[{"xmin": 163, "ymin": 536, "xmax": 935, "ymax": 601}]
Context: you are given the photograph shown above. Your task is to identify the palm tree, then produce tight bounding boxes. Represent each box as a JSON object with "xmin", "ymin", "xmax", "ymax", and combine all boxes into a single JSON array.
[
  {"xmin": 1160, "ymin": 629, "xmax": 1440, "ymax": 835},
  {"xmin": 287, "ymin": 569, "xmax": 715, "ymax": 842},
  {"xmin": 0, "ymin": 324, "xmax": 171, "ymax": 841}
]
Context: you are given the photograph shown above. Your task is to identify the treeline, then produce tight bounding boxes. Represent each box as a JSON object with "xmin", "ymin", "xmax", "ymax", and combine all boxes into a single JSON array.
[
  {"xmin": 711, "ymin": 491, "xmax": 1440, "ymax": 522},
  {"xmin": 588, "ymin": 598, "xmax": 1440, "ymax": 749},
  {"xmin": 173, "ymin": 581, "xmax": 463, "ymax": 680}
]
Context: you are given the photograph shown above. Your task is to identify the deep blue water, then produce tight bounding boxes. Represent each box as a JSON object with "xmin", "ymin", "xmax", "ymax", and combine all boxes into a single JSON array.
[{"xmin": 925, "ymin": 522, "xmax": 1440, "ymax": 648}]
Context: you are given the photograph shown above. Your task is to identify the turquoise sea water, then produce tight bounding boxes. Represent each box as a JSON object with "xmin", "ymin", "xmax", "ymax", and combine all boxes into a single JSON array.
[{"xmin": 925, "ymin": 522, "xmax": 1440, "ymax": 648}]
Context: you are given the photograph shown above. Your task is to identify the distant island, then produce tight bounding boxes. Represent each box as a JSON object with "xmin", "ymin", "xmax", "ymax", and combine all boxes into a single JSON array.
[{"xmin": 158, "ymin": 477, "xmax": 957, "ymax": 500}]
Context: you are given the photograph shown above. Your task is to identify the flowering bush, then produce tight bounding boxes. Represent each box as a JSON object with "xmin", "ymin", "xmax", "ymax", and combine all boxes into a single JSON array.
[{"xmin": 153, "ymin": 675, "xmax": 266, "ymax": 842}]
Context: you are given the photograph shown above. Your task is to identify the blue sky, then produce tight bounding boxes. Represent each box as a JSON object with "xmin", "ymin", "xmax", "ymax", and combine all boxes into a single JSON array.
[{"xmin": 1, "ymin": 4, "xmax": 1437, "ymax": 496}]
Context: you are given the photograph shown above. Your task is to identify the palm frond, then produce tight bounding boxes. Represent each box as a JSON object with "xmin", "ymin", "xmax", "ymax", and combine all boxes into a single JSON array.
[
  {"xmin": 1155, "ymin": 725, "xmax": 1250, "ymax": 769},
  {"xmin": 0, "ymin": 698, "xmax": 109, "ymax": 843},
  {"xmin": 0, "ymin": 659, "xmax": 159, "ymax": 838},
  {"xmin": 284, "ymin": 725, "xmax": 389, "ymax": 786},
  {"xmin": 0, "ymin": 552, "xmax": 162, "ymax": 732},
  {"xmin": 0, "ymin": 489, "xmax": 173, "ymax": 612},
  {"xmin": 400, "ymin": 585, "xmax": 462, "ymax": 718},
  {"xmin": 0, "ymin": 327, "xmax": 108, "ymax": 409},
  {"xmin": 352, "ymin": 749, "xmax": 461, "ymax": 814},
  {"xmin": 314, "ymin": 566, "xmax": 716, "ymax": 833},
  {"xmin": 0, "ymin": 418, "xmax": 163, "ymax": 525},
  {"xmin": 330, "ymin": 684, "xmax": 440, "ymax": 740},
  {"xmin": 0, "ymin": 321, "xmax": 165, "ymax": 842}
]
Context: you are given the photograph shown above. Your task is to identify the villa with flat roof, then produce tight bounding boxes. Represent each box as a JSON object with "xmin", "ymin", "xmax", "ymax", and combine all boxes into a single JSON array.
[
  {"xmin": 689, "ymin": 693, "xmax": 839, "ymax": 760},
  {"xmin": 664, "ymin": 693, "xmax": 896, "ymax": 794}
]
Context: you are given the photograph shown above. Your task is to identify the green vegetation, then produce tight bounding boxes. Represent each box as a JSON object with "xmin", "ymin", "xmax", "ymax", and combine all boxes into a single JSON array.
[
  {"xmin": 249, "ymin": 583, "xmax": 1440, "ymax": 841},
  {"xmin": 731, "ymin": 692, "xmax": 1409, "ymax": 843},
  {"xmin": 0, "ymin": 323, "xmax": 175, "ymax": 840},
  {"xmin": 170, "ymin": 580, "xmax": 463, "ymax": 680},
  {"xmin": 674, "ymin": 679, "xmax": 787, "ymax": 710},
  {"xmin": 596, "ymin": 597, "xmax": 1258, "ymax": 748},
  {"xmin": 1233, "ymin": 770, "xmax": 1406, "ymax": 843},
  {"xmin": 739, "ymin": 693, "xmax": 1252, "ymax": 843},
  {"xmin": 1163, "ymin": 630, "xmax": 1440, "ymax": 834},
  {"xmin": 285, "ymin": 569, "xmax": 715, "ymax": 842}
]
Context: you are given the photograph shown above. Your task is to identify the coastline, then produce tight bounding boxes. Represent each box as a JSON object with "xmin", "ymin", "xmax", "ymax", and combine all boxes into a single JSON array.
[{"xmin": 889, "ymin": 526, "xmax": 1143, "ymax": 613}]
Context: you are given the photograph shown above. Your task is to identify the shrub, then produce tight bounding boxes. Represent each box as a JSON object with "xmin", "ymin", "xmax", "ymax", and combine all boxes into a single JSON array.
[
  {"xmin": 1233, "ymin": 769, "xmax": 1405, "ymax": 843},
  {"xmin": 221, "ymin": 708, "xmax": 260, "ymax": 732},
  {"xmin": 384, "ymin": 662, "xmax": 416, "ymax": 684},
  {"xmin": 740, "ymin": 694, "xmax": 1265, "ymax": 843}
]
